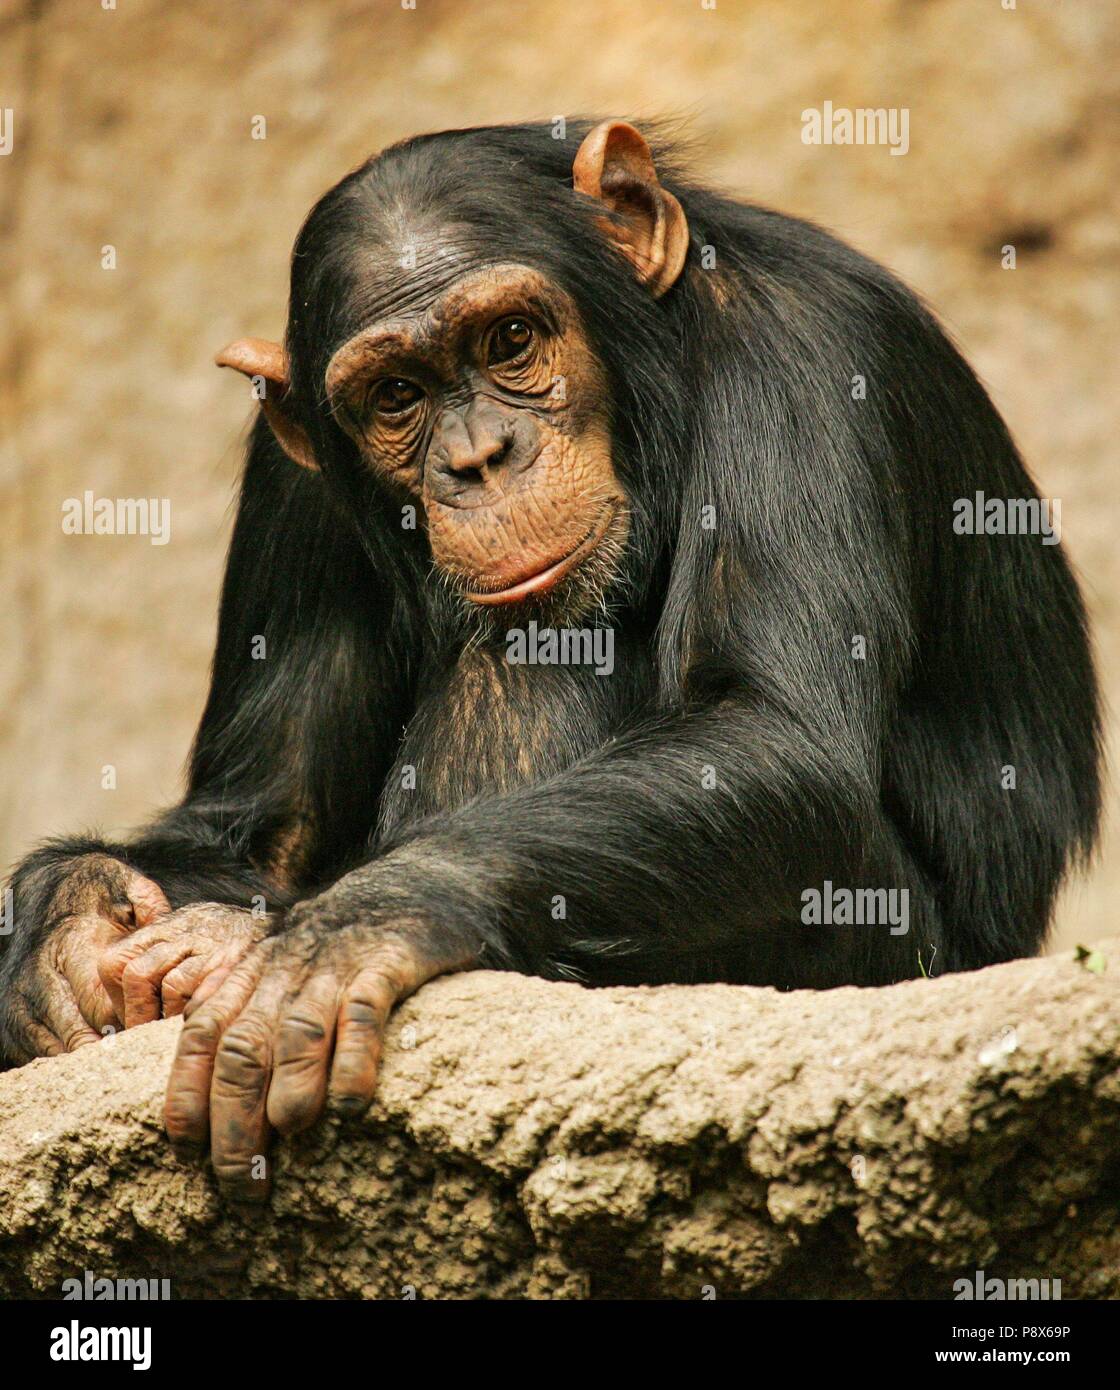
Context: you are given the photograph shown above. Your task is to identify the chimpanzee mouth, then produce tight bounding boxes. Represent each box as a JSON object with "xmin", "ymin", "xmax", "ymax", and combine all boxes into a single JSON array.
[{"xmin": 463, "ymin": 503, "xmax": 620, "ymax": 606}]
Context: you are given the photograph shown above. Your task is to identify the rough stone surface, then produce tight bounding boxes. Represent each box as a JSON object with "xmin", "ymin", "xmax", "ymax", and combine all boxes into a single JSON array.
[{"xmin": 2, "ymin": 945, "xmax": 1118, "ymax": 1300}]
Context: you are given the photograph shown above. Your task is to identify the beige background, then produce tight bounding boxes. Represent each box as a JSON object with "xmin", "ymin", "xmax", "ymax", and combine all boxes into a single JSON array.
[{"xmin": 1, "ymin": 0, "xmax": 1116, "ymax": 951}]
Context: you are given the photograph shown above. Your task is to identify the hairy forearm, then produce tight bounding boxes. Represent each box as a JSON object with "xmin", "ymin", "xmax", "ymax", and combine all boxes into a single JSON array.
[{"xmin": 296, "ymin": 703, "xmax": 875, "ymax": 980}]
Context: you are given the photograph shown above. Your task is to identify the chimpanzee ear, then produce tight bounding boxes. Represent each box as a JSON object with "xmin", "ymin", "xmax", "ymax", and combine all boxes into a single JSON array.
[
  {"xmin": 215, "ymin": 338, "xmax": 319, "ymax": 470},
  {"xmin": 572, "ymin": 121, "xmax": 689, "ymax": 297}
]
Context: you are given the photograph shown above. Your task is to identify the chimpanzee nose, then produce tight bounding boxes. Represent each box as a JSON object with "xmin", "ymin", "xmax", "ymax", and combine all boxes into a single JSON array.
[
  {"xmin": 439, "ymin": 431, "xmax": 511, "ymax": 479},
  {"xmin": 428, "ymin": 409, "xmax": 518, "ymax": 500}
]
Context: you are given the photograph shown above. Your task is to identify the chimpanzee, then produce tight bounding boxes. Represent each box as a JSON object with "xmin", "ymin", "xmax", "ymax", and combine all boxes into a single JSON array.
[{"xmin": 0, "ymin": 121, "xmax": 1100, "ymax": 1197}]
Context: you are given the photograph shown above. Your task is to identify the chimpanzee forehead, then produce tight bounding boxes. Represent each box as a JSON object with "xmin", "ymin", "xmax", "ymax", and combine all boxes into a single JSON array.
[
  {"xmin": 341, "ymin": 232, "xmax": 486, "ymax": 324},
  {"xmin": 310, "ymin": 199, "xmax": 583, "ymax": 355}
]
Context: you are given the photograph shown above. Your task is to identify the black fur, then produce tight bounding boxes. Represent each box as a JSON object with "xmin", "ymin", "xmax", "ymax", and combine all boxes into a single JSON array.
[{"xmin": 1, "ymin": 121, "xmax": 1101, "ymax": 1057}]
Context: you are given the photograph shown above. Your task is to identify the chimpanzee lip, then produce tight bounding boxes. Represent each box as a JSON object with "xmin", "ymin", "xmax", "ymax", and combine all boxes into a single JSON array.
[{"xmin": 463, "ymin": 504, "xmax": 617, "ymax": 605}]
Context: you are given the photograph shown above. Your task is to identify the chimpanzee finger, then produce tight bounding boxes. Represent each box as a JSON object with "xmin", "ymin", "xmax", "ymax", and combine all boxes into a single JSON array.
[
  {"xmin": 123, "ymin": 941, "xmax": 197, "ymax": 1028},
  {"xmin": 37, "ymin": 978, "xmax": 104, "ymax": 1054},
  {"xmin": 104, "ymin": 870, "xmax": 171, "ymax": 931},
  {"xmin": 26, "ymin": 1021, "xmax": 67, "ymax": 1058},
  {"xmin": 266, "ymin": 972, "xmax": 341, "ymax": 1136},
  {"xmin": 101, "ymin": 938, "xmax": 192, "ymax": 1027},
  {"xmin": 161, "ymin": 952, "xmax": 225, "ymax": 1017},
  {"xmin": 164, "ymin": 959, "xmax": 263, "ymax": 1159},
  {"xmin": 327, "ymin": 968, "xmax": 397, "ymax": 1115},
  {"xmin": 128, "ymin": 873, "xmax": 172, "ymax": 928},
  {"xmin": 3, "ymin": 991, "xmax": 74, "ymax": 1061},
  {"xmin": 178, "ymin": 941, "xmax": 252, "ymax": 1017},
  {"xmin": 183, "ymin": 964, "xmax": 235, "ymax": 1015},
  {"xmin": 207, "ymin": 969, "xmax": 295, "ymax": 1202}
]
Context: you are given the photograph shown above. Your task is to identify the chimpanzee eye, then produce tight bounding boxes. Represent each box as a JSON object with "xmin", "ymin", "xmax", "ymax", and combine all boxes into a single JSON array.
[
  {"xmin": 486, "ymin": 317, "xmax": 536, "ymax": 366},
  {"xmin": 369, "ymin": 378, "xmax": 423, "ymax": 417}
]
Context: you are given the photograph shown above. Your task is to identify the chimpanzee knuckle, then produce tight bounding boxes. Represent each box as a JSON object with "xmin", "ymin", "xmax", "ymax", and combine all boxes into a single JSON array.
[
  {"xmin": 178, "ymin": 1011, "xmax": 226, "ymax": 1057},
  {"xmin": 250, "ymin": 934, "xmax": 287, "ymax": 970},
  {"xmin": 61, "ymin": 1021, "xmax": 98, "ymax": 1052},
  {"xmin": 284, "ymin": 902, "xmax": 314, "ymax": 931},
  {"xmin": 214, "ymin": 1020, "xmax": 273, "ymax": 1086},
  {"xmin": 276, "ymin": 1011, "xmax": 328, "ymax": 1049},
  {"xmin": 96, "ymin": 947, "xmax": 125, "ymax": 990},
  {"xmin": 340, "ymin": 999, "xmax": 378, "ymax": 1030},
  {"xmin": 223, "ymin": 939, "xmax": 281, "ymax": 993},
  {"xmin": 340, "ymin": 988, "xmax": 389, "ymax": 1029},
  {"xmin": 120, "ymin": 956, "xmax": 154, "ymax": 989},
  {"xmin": 284, "ymin": 900, "xmax": 333, "ymax": 945},
  {"xmin": 160, "ymin": 962, "xmax": 195, "ymax": 1010},
  {"xmin": 161, "ymin": 982, "xmax": 184, "ymax": 1013},
  {"xmin": 272, "ymin": 1053, "xmax": 324, "ymax": 1093},
  {"xmin": 362, "ymin": 950, "xmax": 413, "ymax": 997},
  {"xmin": 287, "ymin": 921, "xmax": 331, "ymax": 966},
  {"xmin": 376, "ymin": 960, "xmax": 409, "ymax": 997}
]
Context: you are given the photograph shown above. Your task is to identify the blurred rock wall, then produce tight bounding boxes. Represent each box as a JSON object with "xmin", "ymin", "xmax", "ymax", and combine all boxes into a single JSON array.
[{"xmin": 1, "ymin": 0, "xmax": 1117, "ymax": 951}]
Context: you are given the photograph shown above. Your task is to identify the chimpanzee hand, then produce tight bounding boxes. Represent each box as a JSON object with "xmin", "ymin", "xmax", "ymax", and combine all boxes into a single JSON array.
[
  {"xmin": 0, "ymin": 853, "xmax": 170, "ymax": 1061},
  {"xmin": 98, "ymin": 903, "xmax": 268, "ymax": 1029},
  {"xmin": 164, "ymin": 909, "xmax": 471, "ymax": 1200}
]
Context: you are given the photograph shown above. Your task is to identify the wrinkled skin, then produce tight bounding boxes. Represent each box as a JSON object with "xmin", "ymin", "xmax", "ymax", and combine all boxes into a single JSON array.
[
  {"xmin": 99, "ymin": 901, "xmax": 267, "ymax": 1027},
  {"xmin": 324, "ymin": 263, "xmax": 627, "ymax": 613},
  {"xmin": 164, "ymin": 904, "xmax": 472, "ymax": 1201},
  {"xmin": 0, "ymin": 854, "xmax": 262, "ymax": 1060},
  {"xmin": 1, "ymin": 855, "xmax": 169, "ymax": 1058}
]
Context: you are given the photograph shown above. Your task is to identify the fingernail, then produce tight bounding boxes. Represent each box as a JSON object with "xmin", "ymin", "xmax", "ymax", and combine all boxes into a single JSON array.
[{"xmin": 330, "ymin": 1094, "xmax": 369, "ymax": 1117}]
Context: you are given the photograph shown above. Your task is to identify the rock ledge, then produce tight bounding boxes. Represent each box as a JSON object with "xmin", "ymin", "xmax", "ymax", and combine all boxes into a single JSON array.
[{"xmin": 2, "ymin": 946, "xmax": 1119, "ymax": 1299}]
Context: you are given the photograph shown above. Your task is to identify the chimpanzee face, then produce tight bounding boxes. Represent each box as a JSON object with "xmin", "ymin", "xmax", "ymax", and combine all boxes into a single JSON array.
[
  {"xmin": 215, "ymin": 120, "xmax": 691, "ymax": 619},
  {"xmin": 323, "ymin": 262, "xmax": 628, "ymax": 610}
]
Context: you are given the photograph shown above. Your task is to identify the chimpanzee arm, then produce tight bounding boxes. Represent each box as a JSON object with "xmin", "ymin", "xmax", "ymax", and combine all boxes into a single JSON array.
[
  {"xmin": 0, "ymin": 423, "xmax": 407, "ymax": 1062},
  {"xmin": 164, "ymin": 684, "xmax": 931, "ymax": 1195},
  {"xmin": 316, "ymin": 698, "xmax": 935, "ymax": 987},
  {"xmin": 161, "ymin": 126, "xmax": 1100, "ymax": 1196}
]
